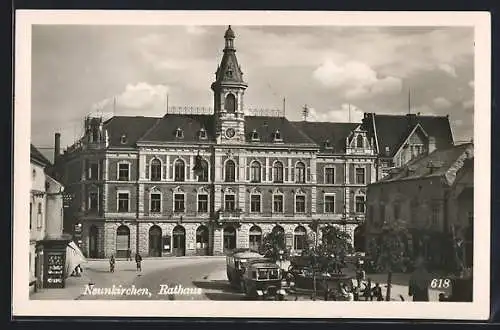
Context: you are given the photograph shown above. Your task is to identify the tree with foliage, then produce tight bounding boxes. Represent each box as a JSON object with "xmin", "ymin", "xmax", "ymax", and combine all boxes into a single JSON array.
[
  {"xmin": 376, "ymin": 219, "xmax": 409, "ymax": 301},
  {"xmin": 259, "ymin": 230, "xmax": 288, "ymax": 262},
  {"xmin": 302, "ymin": 221, "xmax": 353, "ymax": 299}
]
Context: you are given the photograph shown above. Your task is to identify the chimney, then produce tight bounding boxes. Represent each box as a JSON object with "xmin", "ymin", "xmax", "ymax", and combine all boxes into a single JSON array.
[
  {"xmin": 428, "ymin": 136, "xmax": 436, "ymax": 154},
  {"xmin": 54, "ymin": 132, "xmax": 61, "ymax": 163}
]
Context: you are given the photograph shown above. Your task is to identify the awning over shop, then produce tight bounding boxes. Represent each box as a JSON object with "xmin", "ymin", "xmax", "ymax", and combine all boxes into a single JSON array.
[{"xmin": 65, "ymin": 241, "xmax": 87, "ymax": 278}]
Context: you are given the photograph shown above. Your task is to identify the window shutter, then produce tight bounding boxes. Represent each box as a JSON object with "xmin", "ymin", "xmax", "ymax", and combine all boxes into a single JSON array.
[
  {"xmin": 246, "ymin": 165, "xmax": 250, "ymax": 181},
  {"xmin": 262, "ymin": 166, "xmax": 267, "ymax": 182},
  {"xmin": 268, "ymin": 167, "xmax": 272, "ymax": 181},
  {"xmin": 145, "ymin": 162, "xmax": 150, "ymax": 179},
  {"xmin": 291, "ymin": 167, "xmax": 295, "ymax": 182},
  {"xmin": 163, "ymin": 165, "xmax": 167, "ymax": 180},
  {"xmin": 307, "ymin": 167, "xmax": 311, "ymax": 182},
  {"xmin": 169, "ymin": 164, "xmax": 173, "ymax": 179},
  {"xmin": 284, "ymin": 167, "xmax": 289, "ymax": 182}
]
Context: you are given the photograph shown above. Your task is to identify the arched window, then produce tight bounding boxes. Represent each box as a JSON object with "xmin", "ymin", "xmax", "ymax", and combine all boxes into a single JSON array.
[
  {"xmin": 356, "ymin": 135, "xmax": 364, "ymax": 148},
  {"xmin": 116, "ymin": 225, "xmax": 130, "ymax": 258},
  {"xmin": 294, "ymin": 226, "xmax": 307, "ymax": 251},
  {"xmin": 149, "ymin": 225, "xmax": 162, "ymax": 257},
  {"xmin": 223, "ymin": 225, "xmax": 237, "ymax": 250},
  {"xmin": 150, "ymin": 159, "xmax": 162, "ymax": 181},
  {"xmin": 225, "ymin": 160, "xmax": 236, "ymax": 182},
  {"xmin": 224, "ymin": 93, "xmax": 237, "ymax": 113},
  {"xmin": 174, "ymin": 159, "xmax": 185, "ymax": 182},
  {"xmin": 273, "ymin": 161, "xmax": 284, "ymax": 183},
  {"xmin": 250, "ymin": 161, "xmax": 261, "ymax": 183},
  {"xmin": 295, "ymin": 162, "xmax": 306, "ymax": 183},
  {"xmin": 196, "ymin": 159, "xmax": 209, "ymax": 182},
  {"xmin": 249, "ymin": 225, "xmax": 262, "ymax": 251},
  {"xmin": 271, "ymin": 225, "xmax": 285, "ymax": 249}
]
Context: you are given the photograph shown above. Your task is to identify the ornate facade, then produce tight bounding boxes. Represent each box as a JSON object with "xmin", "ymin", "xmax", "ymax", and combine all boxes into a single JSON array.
[{"xmin": 55, "ymin": 26, "xmax": 378, "ymax": 258}]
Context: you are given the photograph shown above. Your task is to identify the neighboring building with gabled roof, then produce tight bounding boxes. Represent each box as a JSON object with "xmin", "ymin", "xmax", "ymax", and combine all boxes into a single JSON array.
[
  {"xmin": 361, "ymin": 112, "xmax": 455, "ymax": 180},
  {"xmin": 365, "ymin": 143, "xmax": 473, "ymax": 273}
]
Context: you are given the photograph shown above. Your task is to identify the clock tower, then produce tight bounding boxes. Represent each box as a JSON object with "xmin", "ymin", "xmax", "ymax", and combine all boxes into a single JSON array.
[{"xmin": 211, "ymin": 26, "xmax": 248, "ymax": 144}]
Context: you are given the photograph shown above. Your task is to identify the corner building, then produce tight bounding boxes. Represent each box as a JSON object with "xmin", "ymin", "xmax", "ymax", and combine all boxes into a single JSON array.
[{"xmin": 56, "ymin": 26, "xmax": 377, "ymax": 258}]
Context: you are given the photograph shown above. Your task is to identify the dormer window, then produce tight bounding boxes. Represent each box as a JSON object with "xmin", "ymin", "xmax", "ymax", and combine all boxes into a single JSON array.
[
  {"xmin": 251, "ymin": 129, "xmax": 260, "ymax": 141},
  {"xmin": 385, "ymin": 146, "xmax": 390, "ymax": 155},
  {"xmin": 175, "ymin": 128, "xmax": 184, "ymax": 139},
  {"xmin": 198, "ymin": 128, "xmax": 207, "ymax": 140},
  {"xmin": 324, "ymin": 140, "xmax": 333, "ymax": 149},
  {"xmin": 273, "ymin": 129, "xmax": 282, "ymax": 142},
  {"xmin": 120, "ymin": 134, "xmax": 128, "ymax": 144}
]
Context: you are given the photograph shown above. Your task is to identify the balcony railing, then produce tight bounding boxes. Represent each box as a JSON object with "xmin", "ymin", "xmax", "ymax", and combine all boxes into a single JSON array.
[{"xmin": 216, "ymin": 208, "xmax": 242, "ymax": 221}]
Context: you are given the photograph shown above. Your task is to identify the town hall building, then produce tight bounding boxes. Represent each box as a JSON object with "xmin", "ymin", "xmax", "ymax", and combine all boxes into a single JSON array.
[{"xmin": 52, "ymin": 26, "xmax": 453, "ymax": 258}]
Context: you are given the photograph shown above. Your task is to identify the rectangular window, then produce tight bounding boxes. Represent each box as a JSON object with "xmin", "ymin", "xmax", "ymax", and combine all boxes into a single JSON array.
[
  {"xmin": 355, "ymin": 167, "xmax": 365, "ymax": 184},
  {"xmin": 324, "ymin": 195, "xmax": 335, "ymax": 213},
  {"xmin": 324, "ymin": 167, "xmax": 335, "ymax": 184},
  {"xmin": 224, "ymin": 195, "xmax": 236, "ymax": 211},
  {"xmin": 88, "ymin": 163, "xmax": 99, "ymax": 180},
  {"xmin": 198, "ymin": 194, "xmax": 209, "ymax": 213},
  {"xmin": 250, "ymin": 195, "xmax": 261, "ymax": 213},
  {"xmin": 37, "ymin": 203, "xmax": 42, "ymax": 228},
  {"xmin": 394, "ymin": 203, "xmax": 401, "ymax": 220},
  {"xmin": 118, "ymin": 163, "xmax": 129, "ymax": 181},
  {"xmin": 117, "ymin": 193, "xmax": 129, "ymax": 212},
  {"xmin": 29, "ymin": 203, "xmax": 32, "ymax": 230},
  {"xmin": 355, "ymin": 196, "xmax": 365, "ymax": 213},
  {"xmin": 431, "ymin": 205, "xmax": 440, "ymax": 226},
  {"xmin": 273, "ymin": 195, "xmax": 283, "ymax": 213},
  {"xmin": 379, "ymin": 205, "xmax": 386, "ymax": 224},
  {"xmin": 295, "ymin": 195, "xmax": 306, "ymax": 213},
  {"xmin": 89, "ymin": 192, "xmax": 98, "ymax": 211},
  {"xmin": 150, "ymin": 193, "xmax": 161, "ymax": 213},
  {"xmin": 174, "ymin": 194, "xmax": 185, "ymax": 213}
]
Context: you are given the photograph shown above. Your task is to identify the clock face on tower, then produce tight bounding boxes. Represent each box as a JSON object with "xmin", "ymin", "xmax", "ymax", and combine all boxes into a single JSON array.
[{"xmin": 225, "ymin": 128, "xmax": 236, "ymax": 138}]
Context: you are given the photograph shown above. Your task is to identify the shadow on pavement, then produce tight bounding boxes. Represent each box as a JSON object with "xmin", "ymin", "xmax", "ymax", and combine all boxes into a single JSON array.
[
  {"xmin": 192, "ymin": 280, "xmax": 236, "ymax": 293},
  {"xmin": 204, "ymin": 292, "xmax": 245, "ymax": 301}
]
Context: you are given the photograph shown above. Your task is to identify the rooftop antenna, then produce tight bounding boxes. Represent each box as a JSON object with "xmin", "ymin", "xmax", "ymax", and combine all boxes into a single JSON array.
[
  {"xmin": 113, "ymin": 96, "xmax": 116, "ymax": 116},
  {"xmin": 348, "ymin": 104, "xmax": 351, "ymax": 123},
  {"xmin": 282, "ymin": 97, "xmax": 286, "ymax": 118},
  {"xmin": 302, "ymin": 104, "xmax": 309, "ymax": 122}
]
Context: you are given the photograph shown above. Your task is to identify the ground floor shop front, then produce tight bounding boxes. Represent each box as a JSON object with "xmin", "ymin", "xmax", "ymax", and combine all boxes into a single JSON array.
[{"xmin": 79, "ymin": 220, "xmax": 361, "ymax": 258}]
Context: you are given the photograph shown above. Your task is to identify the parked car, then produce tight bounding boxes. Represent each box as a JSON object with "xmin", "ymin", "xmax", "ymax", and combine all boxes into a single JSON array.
[
  {"xmin": 226, "ymin": 248, "xmax": 264, "ymax": 290},
  {"xmin": 241, "ymin": 259, "xmax": 287, "ymax": 300}
]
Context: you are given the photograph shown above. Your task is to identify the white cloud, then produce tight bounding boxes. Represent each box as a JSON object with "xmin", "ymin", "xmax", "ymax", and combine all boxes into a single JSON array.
[
  {"xmin": 437, "ymin": 63, "xmax": 457, "ymax": 77},
  {"xmin": 185, "ymin": 26, "xmax": 207, "ymax": 35},
  {"xmin": 462, "ymin": 99, "xmax": 474, "ymax": 109},
  {"xmin": 312, "ymin": 60, "xmax": 402, "ymax": 100},
  {"xmin": 92, "ymin": 82, "xmax": 170, "ymax": 111},
  {"xmin": 432, "ymin": 97, "xmax": 452, "ymax": 109},
  {"xmin": 307, "ymin": 103, "xmax": 364, "ymax": 123}
]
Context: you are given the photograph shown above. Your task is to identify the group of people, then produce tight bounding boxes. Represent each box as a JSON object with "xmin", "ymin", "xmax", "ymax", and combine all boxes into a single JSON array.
[{"xmin": 109, "ymin": 250, "xmax": 143, "ymax": 273}]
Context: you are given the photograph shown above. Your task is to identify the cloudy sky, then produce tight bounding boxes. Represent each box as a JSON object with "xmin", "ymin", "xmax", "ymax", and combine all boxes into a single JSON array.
[{"xmin": 31, "ymin": 25, "xmax": 474, "ymax": 158}]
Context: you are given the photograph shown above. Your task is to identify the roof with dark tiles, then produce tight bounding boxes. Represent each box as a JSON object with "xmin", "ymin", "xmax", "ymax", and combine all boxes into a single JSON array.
[
  {"xmin": 103, "ymin": 116, "xmax": 160, "ymax": 147},
  {"xmin": 138, "ymin": 114, "xmax": 216, "ymax": 143},
  {"xmin": 362, "ymin": 113, "xmax": 454, "ymax": 157},
  {"xmin": 245, "ymin": 116, "xmax": 317, "ymax": 145},
  {"xmin": 292, "ymin": 121, "xmax": 359, "ymax": 152},
  {"xmin": 378, "ymin": 142, "xmax": 473, "ymax": 183},
  {"xmin": 31, "ymin": 144, "xmax": 52, "ymax": 167}
]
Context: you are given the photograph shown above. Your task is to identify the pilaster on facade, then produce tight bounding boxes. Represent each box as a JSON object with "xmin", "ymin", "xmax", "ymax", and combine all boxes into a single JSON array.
[
  {"xmin": 139, "ymin": 154, "xmax": 146, "ymax": 180},
  {"xmin": 265, "ymin": 157, "xmax": 270, "ymax": 183},
  {"xmin": 214, "ymin": 184, "xmax": 222, "ymax": 210},
  {"xmin": 214, "ymin": 155, "xmax": 222, "ymax": 182},
  {"xmin": 287, "ymin": 158, "xmax": 292, "ymax": 182},
  {"xmin": 311, "ymin": 186, "xmax": 317, "ymax": 214}
]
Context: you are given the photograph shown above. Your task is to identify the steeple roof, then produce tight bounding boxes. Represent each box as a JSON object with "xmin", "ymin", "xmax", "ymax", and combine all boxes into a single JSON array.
[{"xmin": 212, "ymin": 26, "xmax": 247, "ymax": 87}]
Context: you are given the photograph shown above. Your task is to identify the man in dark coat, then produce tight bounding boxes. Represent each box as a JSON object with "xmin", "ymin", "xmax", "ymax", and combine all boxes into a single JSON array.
[
  {"xmin": 408, "ymin": 257, "xmax": 431, "ymax": 301},
  {"xmin": 135, "ymin": 252, "xmax": 142, "ymax": 272}
]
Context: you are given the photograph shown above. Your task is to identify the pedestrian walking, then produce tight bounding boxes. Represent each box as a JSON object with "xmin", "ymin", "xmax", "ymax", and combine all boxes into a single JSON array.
[
  {"xmin": 109, "ymin": 255, "xmax": 115, "ymax": 273},
  {"xmin": 408, "ymin": 256, "xmax": 431, "ymax": 301},
  {"xmin": 363, "ymin": 278, "xmax": 373, "ymax": 301},
  {"xmin": 372, "ymin": 283, "xmax": 383, "ymax": 301},
  {"xmin": 135, "ymin": 252, "xmax": 142, "ymax": 272}
]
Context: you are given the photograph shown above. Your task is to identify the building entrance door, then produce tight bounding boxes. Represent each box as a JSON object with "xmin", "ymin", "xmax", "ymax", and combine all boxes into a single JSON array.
[
  {"xmin": 149, "ymin": 225, "xmax": 162, "ymax": 257},
  {"xmin": 172, "ymin": 225, "xmax": 186, "ymax": 257}
]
